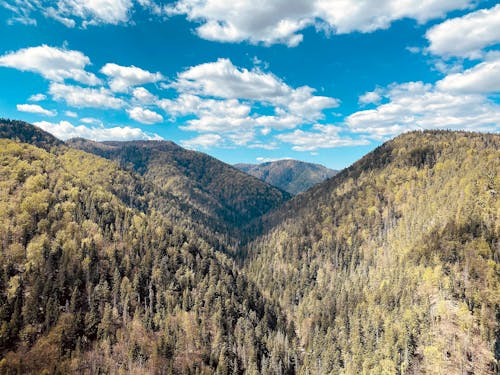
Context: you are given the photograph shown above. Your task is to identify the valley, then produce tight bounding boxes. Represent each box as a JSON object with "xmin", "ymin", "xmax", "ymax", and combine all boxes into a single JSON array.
[{"xmin": 0, "ymin": 120, "xmax": 498, "ymax": 374}]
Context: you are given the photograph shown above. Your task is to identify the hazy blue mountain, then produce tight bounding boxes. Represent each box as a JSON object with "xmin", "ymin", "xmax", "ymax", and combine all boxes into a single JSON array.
[{"xmin": 235, "ymin": 159, "xmax": 337, "ymax": 195}]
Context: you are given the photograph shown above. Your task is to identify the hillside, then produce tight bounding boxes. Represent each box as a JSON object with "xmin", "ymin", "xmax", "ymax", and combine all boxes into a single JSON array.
[
  {"xmin": 0, "ymin": 120, "xmax": 498, "ymax": 374},
  {"xmin": 245, "ymin": 131, "xmax": 500, "ymax": 374},
  {"xmin": 0, "ymin": 119, "xmax": 63, "ymax": 151},
  {"xmin": 0, "ymin": 122, "xmax": 298, "ymax": 374},
  {"xmin": 68, "ymin": 138, "xmax": 291, "ymax": 243},
  {"xmin": 235, "ymin": 160, "xmax": 337, "ymax": 195}
]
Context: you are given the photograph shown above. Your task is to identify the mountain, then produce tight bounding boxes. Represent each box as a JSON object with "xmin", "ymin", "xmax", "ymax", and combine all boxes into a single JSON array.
[
  {"xmin": 0, "ymin": 120, "xmax": 297, "ymax": 374},
  {"xmin": 244, "ymin": 130, "xmax": 500, "ymax": 374},
  {"xmin": 0, "ymin": 119, "xmax": 63, "ymax": 151},
  {"xmin": 1, "ymin": 120, "xmax": 499, "ymax": 374},
  {"xmin": 235, "ymin": 159, "xmax": 337, "ymax": 195},
  {"xmin": 67, "ymin": 138, "xmax": 291, "ymax": 245}
]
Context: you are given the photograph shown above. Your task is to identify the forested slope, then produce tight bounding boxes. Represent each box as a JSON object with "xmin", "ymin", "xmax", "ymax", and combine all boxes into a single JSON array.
[
  {"xmin": 246, "ymin": 131, "xmax": 500, "ymax": 374},
  {"xmin": 235, "ymin": 160, "xmax": 337, "ymax": 195},
  {"xmin": 67, "ymin": 138, "xmax": 291, "ymax": 242},
  {"xmin": 0, "ymin": 124, "xmax": 298, "ymax": 374},
  {"xmin": 1, "ymin": 120, "xmax": 498, "ymax": 374}
]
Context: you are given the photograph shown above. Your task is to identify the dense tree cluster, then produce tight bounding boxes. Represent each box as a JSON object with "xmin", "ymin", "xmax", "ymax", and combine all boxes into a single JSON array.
[
  {"xmin": 67, "ymin": 138, "xmax": 291, "ymax": 247},
  {"xmin": 246, "ymin": 131, "xmax": 499, "ymax": 374},
  {"xmin": 0, "ymin": 135, "xmax": 297, "ymax": 374},
  {"xmin": 0, "ymin": 121, "xmax": 498, "ymax": 374}
]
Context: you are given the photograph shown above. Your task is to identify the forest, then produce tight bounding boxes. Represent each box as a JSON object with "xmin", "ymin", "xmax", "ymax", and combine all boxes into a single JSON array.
[{"xmin": 0, "ymin": 119, "xmax": 498, "ymax": 374}]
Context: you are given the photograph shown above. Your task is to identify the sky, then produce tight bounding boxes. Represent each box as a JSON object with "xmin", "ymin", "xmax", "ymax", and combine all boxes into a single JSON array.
[{"xmin": 0, "ymin": 0, "xmax": 499, "ymax": 169}]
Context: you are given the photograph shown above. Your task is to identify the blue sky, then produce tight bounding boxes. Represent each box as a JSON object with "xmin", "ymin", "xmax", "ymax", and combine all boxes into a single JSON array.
[{"xmin": 0, "ymin": 0, "xmax": 499, "ymax": 169}]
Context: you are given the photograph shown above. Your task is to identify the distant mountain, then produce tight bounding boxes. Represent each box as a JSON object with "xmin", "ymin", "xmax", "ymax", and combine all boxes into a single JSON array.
[
  {"xmin": 235, "ymin": 159, "xmax": 337, "ymax": 195},
  {"xmin": 67, "ymin": 138, "xmax": 291, "ymax": 243}
]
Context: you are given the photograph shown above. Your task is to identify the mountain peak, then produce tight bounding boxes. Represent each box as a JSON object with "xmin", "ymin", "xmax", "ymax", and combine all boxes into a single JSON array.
[{"xmin": 235, "ymin": 159, "xmax": 337, "ymax": 195}]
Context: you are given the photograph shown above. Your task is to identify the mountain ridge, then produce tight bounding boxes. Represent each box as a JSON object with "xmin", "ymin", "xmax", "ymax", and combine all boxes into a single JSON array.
[
  {"xmin": 0, "ymin": 119, "xmax": 298, "ymax": 374},
  {"xmin": 235, "ymin": 159, "xmax": 337, "ymax": 195},
  {"xmin": 245, "ymin": 130, "xmax": 500, "ymax": 373},
  {"xmin": 0, "ymin": 120, "xmax": 498, "ymax": 374}
]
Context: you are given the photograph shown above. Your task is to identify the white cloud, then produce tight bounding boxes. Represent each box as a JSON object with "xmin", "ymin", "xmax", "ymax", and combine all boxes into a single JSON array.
[
  {"xmin": 181, "ymin": 133, "xmax": 223, "ymax": 149},
  {"xmin": 426, "ymin": 5, "xmax": 500, "ymax": 58},
  {"xmin": 0, "ymin": 45, "xmax": 100, "ymax": 85},
  {"xmin": 34, "ymin": 120, "xmax": 162, "ymax": 141},
  {"xmin": 359, "ymin": 89, "xmax": 383, "ymax": 105},
  {"xmin": 65, "ymin": 110, "xmax": 78, "ymax": 118},
  {"xmin": 132, "ymin": 87, "xmax": 157, "ymax": 104},
  {"xmin": 173, "ymin": 58, "xmax": 290, "ymax": 101},
  {"xmin": 256, "ymin": 156, "xmax": 291, "ymax": 162},
  {"xmin": 406, "ymin": 46, "xmax": 421, "ymax": 54},
  {"xmin": 101, "ymin": 63, "xmax": 164, "ymax": 92},
  {"xmin": 2, "ymin": 0, "xmax": 38, "ymax": 25},
  {"xmin": 159, "ymin": 93, "xmax": 251, "ymax": 119},
  {"xmin": 165, "ymin": 59, "xmax": 338, "ymax": 133},
  {"xmin": 127, "ymin": 107, "xmax": 164, "ymax": 124},
  {"xmin": 28, "ymin": 93, "xmax": 47, "ymax": 102},
  {"xmin": 436, "ymin": 54, "xmax": 500, "ymax": 94},
  {"xmin": 49, "ymin": 82, "xmax": 125, "ymax": 109},
  {"xmin": 165, "ymin": 0, "xmax": 472, "ymax": 46},
  {"xmin": 80, "ymin": 117, "xmax": 103, "ymax": 125},
  {"xmin": 248, "ymin": 142, "xmax": 278, "ymax": 150},
  {"xmin": 17, "ymin": 103, "xmax": 57, "ymax": 116},
  {"xmin": 345, "ymin": 81, "xmax": 500, "ymax": 139},
  {"xmin": 158, "ymin": 59, "xmax": 339, "ymax": 148},
  {"xmin": 4, "ymin": 0, "xmax": 134, "ymax": 27},
  {"xmin": 277, "ymin": 125, "xmax": 369, "ymax": 151}
]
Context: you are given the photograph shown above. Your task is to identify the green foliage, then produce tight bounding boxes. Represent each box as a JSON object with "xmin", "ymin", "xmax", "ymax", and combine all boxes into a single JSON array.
[
  {"xmin": 0, "ymin": 121, "xmax": 498, "ymax": 374},
  {"xmin": 235, "ymin": 160, "xmax": 337, "ymax": 195},
  {"xmin": 0, "ymin": 138, "xmax": 297, "ymax": 374},
  {"xmin": 67, "ymin": 138, "xmax": 291, "ymax": 246},
  {"xmin": 246, "ymin": 131, "xmax": 500, "ymax": 374}
]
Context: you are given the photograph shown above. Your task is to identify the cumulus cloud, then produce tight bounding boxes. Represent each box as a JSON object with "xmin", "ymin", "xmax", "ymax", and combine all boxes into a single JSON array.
[
  {"xmin": 101, "ymin": 63, "xmax": 164, "ymax": 92},
  {"xmin": 277, "ymin": 125, "xmax": 369, "ymax": 151},
  {"xmin": 344, "ymin": 81, "xmax": 500, "ymax": 139},
  {"xmin": 159, "ymin": 94, "xmax": 251, "ymax": 120},
  {"xmin": 165, "ymin": 0, "xmax": 472, "ymax": 46},
  {"xmin": 426, "ymin": 5, "xmax": 500, "ymax": 58},
  {"xmin": 164, "ymin": 59, "xmax": 338, "ymax": 134},
  {"xmin": 49, "ymin": 82, "xmax": 125, "ymax": 109},
  {"xmin": 157, "ymin": 59, "xmax": 340, "ymax": 147},
  {"xmin": 436, "ymin": 54, "xmax": 500, "ymax": 94},
  {"xmin": 34, "ymin": 120, "xmax": 162, "ymax": 141},
  {"xmin": 28, "ymin": 93, "xmax": 47, "ymax": 102},
  {"xmin": 173, "ymin": 58, "xmax": 290, "ymax": 100},
  {"xmin": 0, "ymin": 45, "xmax": 100, "ymax": 85},
  {"xmin": 127, "ymin": 107, "xmax": 164, "ymax": 124},
  {"xmin": 17, "ymin": 104, "xmax": 57, "ymax": 116},
  {"xmin": 359, "ymin": 89, "xmax": 383, "ymax": 105},
  {"xmin": 132, "ymin": 87, "xmax": 157, "ymax": 104},
  {"xmin": 4, "ymin": 0, "xmax": 133, "ymax": 27},
  {"xmin": 181, "ymin": 133, "xmax": 223, "ymax": 149},
  {"xmin": 80, "ymin": 117, "xmax": 103, "ymax": 125}
]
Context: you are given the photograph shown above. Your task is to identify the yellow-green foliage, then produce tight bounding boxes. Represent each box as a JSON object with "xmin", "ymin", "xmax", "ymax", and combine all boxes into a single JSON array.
[
  {"xmin": 246, "ymin": 131, "xmax": 500, "ymax": 374},
  {"xmin": 0, "ymin": 139, "xmax": 297, "ymax": 374}
]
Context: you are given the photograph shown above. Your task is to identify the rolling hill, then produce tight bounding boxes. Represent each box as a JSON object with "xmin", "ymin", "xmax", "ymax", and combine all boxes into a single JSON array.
[{"xmin": 235, "ymin": 159, "xmax": 337, "ymax": 195}]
